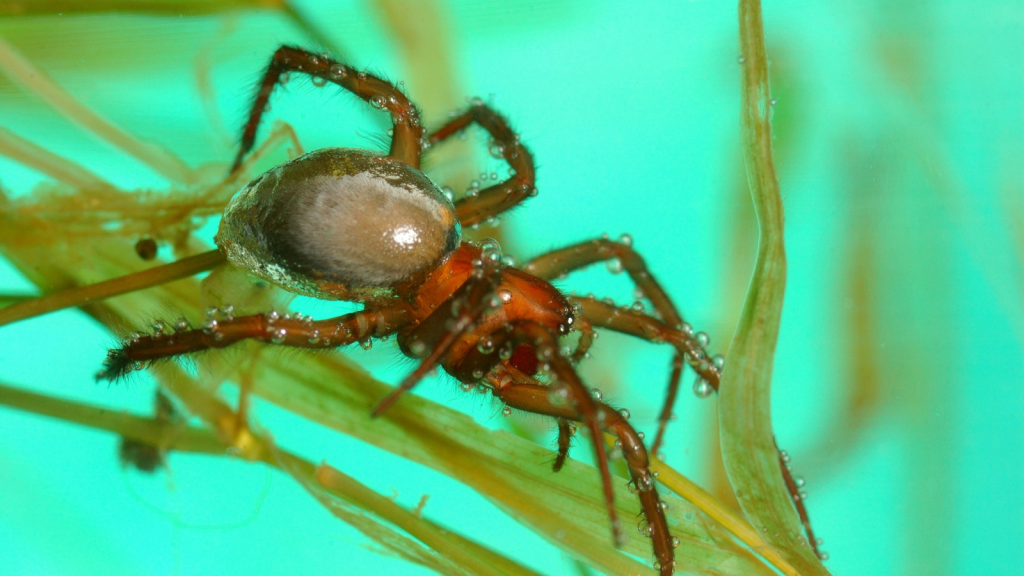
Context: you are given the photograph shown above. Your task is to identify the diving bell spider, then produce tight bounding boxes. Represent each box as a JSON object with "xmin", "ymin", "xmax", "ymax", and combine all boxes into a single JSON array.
[{"xmin": 96, "ymin": 46, "xmax": 819, "ymax": 573}]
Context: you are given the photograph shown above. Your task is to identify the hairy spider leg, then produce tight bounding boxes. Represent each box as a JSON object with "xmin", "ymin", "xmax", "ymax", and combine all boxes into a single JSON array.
[
  {"xmin": 571, "ymin": 296, "xmax": 822, "ymax": 559},
  {"xmin": 371, "ymin": 261, "xmax": 503, "ymax": 416},
  {"xmin": 553, "ymin": 419, "xmax": 575, "ymax": 472},
  {"xmin": 97, "ymin": 307, "xmax": 410, "ymax": 382},
  {"xmin": 483, "ymin": 322, "xmax": 674, "ymax": 575},
  {"xmin": 511, "ymin": 323, "xmax": 624, "ymax": 548},
  {"xmin": 523, "ymin": 237, "xmax": 693, "ymax": 455},
  {"xmin": 426, "ymin": 103, "xmax": 536, "ymax": 228},
  {"xmin": 232, "ymin": 45, "xmax": 424, "ymax": 172}
]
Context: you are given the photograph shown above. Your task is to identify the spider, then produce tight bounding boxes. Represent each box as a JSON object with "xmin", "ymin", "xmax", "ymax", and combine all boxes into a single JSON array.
[{"xmin": 84, "ymin": 46, "xmax": 809, "ymax": 574}]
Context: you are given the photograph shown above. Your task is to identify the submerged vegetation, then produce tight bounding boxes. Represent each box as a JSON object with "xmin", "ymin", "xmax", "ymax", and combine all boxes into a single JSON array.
[
  {"xmin": 2, "ymin": 2, "xmax": 818, "ymax": 575},
  {"xmin": 3, "ymin": 1, "xmax": 1019, "ymax": 575}
]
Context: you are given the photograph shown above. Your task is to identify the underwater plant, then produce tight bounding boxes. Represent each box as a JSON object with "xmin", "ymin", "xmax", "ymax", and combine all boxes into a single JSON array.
[{"xmin": 0, "ymin": 2, "xmax": 871, "ymax": 575}]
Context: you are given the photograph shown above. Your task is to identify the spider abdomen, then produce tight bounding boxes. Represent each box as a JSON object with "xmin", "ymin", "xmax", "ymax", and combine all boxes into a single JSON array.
[{"xmin": 216, "ymin": 148, "xmax": 461, "ymax": 299}]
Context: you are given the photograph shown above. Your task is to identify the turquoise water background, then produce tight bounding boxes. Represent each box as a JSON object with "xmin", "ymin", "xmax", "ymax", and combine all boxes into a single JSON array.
[{"xmin": 0, "ymin": 1, "xmax": 1022, "ymax": 575}]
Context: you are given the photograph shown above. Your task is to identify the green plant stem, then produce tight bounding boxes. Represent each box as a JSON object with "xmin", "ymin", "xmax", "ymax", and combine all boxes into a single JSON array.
[{"xmin": 717, "ymin": 1, "xmax": 830, "ymax": 575}]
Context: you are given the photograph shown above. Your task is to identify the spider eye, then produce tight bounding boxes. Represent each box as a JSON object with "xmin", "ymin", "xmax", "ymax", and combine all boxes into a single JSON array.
[{"xmin": 217, "ymin": 148, "xmax": 461, "ymax": 298}]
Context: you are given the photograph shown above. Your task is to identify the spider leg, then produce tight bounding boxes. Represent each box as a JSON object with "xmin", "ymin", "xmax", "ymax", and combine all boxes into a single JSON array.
[
  {"xmin": 523, "ymin": 237, "xmax": 691, "ymax": 455},
  {"xmin": 97, "ymin": 306, "xmax": 410, "ymax": 382},
  {"xmin": 426, "ymin": 103, "xmax": 536, "ymax": 228},
  {"xmin": 372, "ymin": 261, "xmax": 504, "ymax": 416},
  {"xmin": 232, "ymin": 45, "xmax": 424, "ymax": 172},
  {"xmin": 573, "ymin": 296, "xmax": 823, "ymax": 559},
  {"xmin": 553, "ymin": 419, "xmax": 575, "ymax": 472},
  {"xmin": 505, "ymin": 323, "xmax": 624, "ymax": 546},
  {"xmin": 487, "ymin": 324, "xmax": 674, "ymax": 575}
]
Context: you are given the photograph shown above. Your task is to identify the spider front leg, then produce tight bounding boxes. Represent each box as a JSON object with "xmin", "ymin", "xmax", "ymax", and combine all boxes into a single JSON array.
[
  {"xmin": 427, "ymin": 103, "xmax": 536, "ymax": 228},
  {"xmin": 98, "ymin": 306, "xmax": 410, "ymax": 381},
  {"xmin": 523, "ymin": 237, "xmax": 693, "ymax": 455},
  {"xmin": 233, "ymin": 45, "xmax": 424, "ymax": 171},
  {"xmin": 486, "ymin": 322, "xmax": 675, "ymax": 575}
]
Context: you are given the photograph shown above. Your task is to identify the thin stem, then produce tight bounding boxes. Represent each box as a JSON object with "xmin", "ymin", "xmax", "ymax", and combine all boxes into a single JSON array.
[{"xmin": 0, "ymin": 249, "xmax": 225, "ymax": 327}]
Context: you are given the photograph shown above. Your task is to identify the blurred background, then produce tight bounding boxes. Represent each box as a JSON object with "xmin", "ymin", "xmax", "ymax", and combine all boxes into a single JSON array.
[{"xmin": 0, "ymin": 1, "xmax": 1021, "ymax": 575}]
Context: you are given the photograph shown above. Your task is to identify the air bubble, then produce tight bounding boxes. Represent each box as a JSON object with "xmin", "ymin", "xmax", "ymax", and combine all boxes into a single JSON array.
[
  {"xmin": 695, "ymin": 331, "xmax": 710, "ymax": 347},
  {"xmin": 501, "ymin": 254, "xmax": 517, "ymax": 267},
  {"xmin": 308, "ymin": 330, "xmax": 321, "ymax": 344},
  {"xmin": 738, "ymin": 56, "xmax": 746, "ymax": 63},
  {"xmin": 606, "ymin": 258, "xmax": 623, "ymax": 274},
  {"xmin": 712, "ymin": 354, "xmax": 725, "ymax": 368},
  {"xmin": 311, "ymin": 75, "xmax": 327, "ymax": 87},
  {"xmin": 618, "ymin": 233, "xmax": 633, "ymax": 247},
  {"xmin": 679, "ymin": 322, "xmax": 693, "ymax": 335},
  {"xmin": 591, "ymin": 388, "xmax": 603, "ymax": 400},
  {"xmin": 202, "ymin": 319, "xmax": 218, "ymax": 334},
  {"xmin": 548, "ymin": 385, "xmax": 570, "ymax": 407},
  {"xmin": 560, "ymin": 301, "xmax": 580, "ymax": 320},
  {"xmin": 472, "ymin": 369, "xmax": 485, "ymax": 379},
  {"xmin": 370, "ymin": 95, "xmax": 387, "ymax": 109},
  {"xmin": 780, "ymin": 450, "xmax": 791, "ymax": 463},
  {"xmin": 479, "ymin": 238, "xmax": 502, "ymax": 262},
  {"xmin": 266, "ymin": 310, "xmax": 280, "ymax": 323},
  {"xmin": 693, "ymin": 378, "xmax": 713, "ymax": 398},
  {"xmin": 270, "ymin": 328, "xmax": 286, "ymax": 344},
  {"xmin": 329, "ymin": 64, "xmax": 347, "ymax": 79},
  {"xmin": 477, "ymin": 338, "xmax": 496, "ymax": 354},
  {"xmin": 636, "ymin": 473, "xmax": 654, "ymax": 492},
  {"xmin": 442, "ymin": 186, "xmax": 454, "ymax": 202},
  {"xmin": 359, "ymin": 339, "xmax": 373, "ymax": 350},
  {"xmin": 637, "ymin": 431, "xmax": 645, "ymax": 440},
  {"xmin": 630, "ymin": 301, "xmax": 645, "ymax": 313},
  {"xmin": 128, "ymin": 332, "xmax": 141, "ymax": 343},
  {"xmin": 498, "ymin": 346, "xmax": 513, "ymax": 360},
  {"xmin": 637, "ymin": 520, "xmax": 650, "ymax": 535},
  {"xmin": 671, "ymin": 536, "xmax": 681, "ymax": 548},
  {"xmin": 501, "ymin": 406, "xmax": 512, "ymax": 417},
  {"xmin": 205, "ymin": 306, "xmax": 219, "ymax": 318},
  {"xmin": 151, "ymin": 320, "xmax": 167, "ymax": 336}
]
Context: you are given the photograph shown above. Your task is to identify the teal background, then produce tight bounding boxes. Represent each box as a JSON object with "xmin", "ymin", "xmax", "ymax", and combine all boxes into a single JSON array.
[{"xmin": 0, "ymin": 1, "xmax": 1022, "ymax": 575}]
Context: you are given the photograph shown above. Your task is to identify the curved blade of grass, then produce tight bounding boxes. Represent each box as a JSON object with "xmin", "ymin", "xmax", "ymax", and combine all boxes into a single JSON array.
[
  {"xmin": 718, "ymin": 2, "xmax": 829, "ymax": 575},
  {"xmin": 650, "ymin": 456, "xmax": 798, "ymax": 576}
]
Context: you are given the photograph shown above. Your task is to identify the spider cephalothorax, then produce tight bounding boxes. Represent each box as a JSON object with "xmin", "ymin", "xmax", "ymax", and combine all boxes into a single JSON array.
[{"xmin": 96, "ymin": 45, "xmax": 821, "ymax": 574}]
